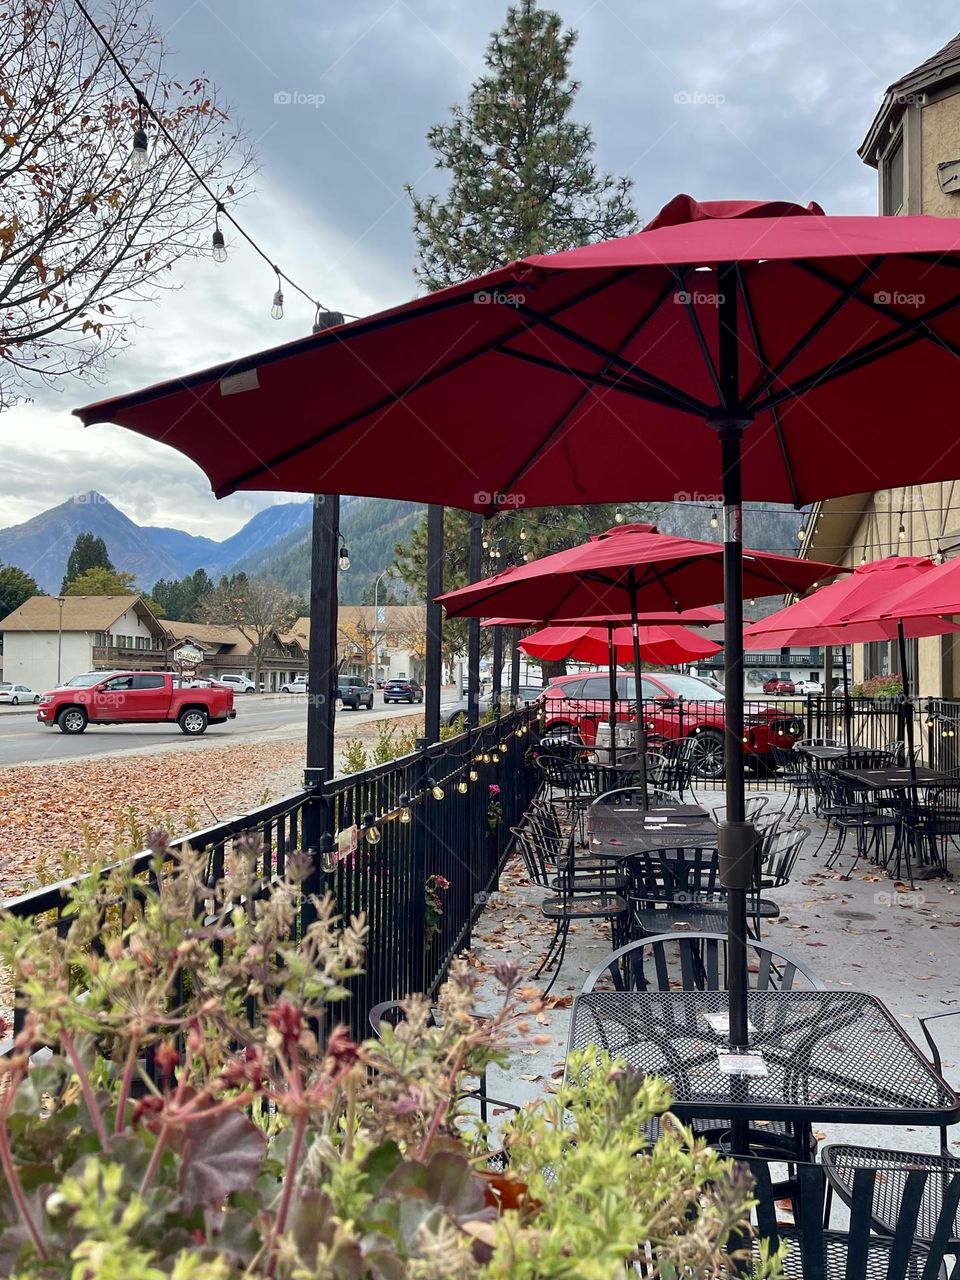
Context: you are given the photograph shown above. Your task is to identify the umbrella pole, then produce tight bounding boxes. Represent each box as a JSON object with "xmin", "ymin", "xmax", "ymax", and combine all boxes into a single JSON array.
[
  {"xmin": 842, "ymin": 644, "xmax": 853, "ymax": 746},
  {"xmin": 629, "ymin": 593, "xmax": 649, "ymax": 809},
  {"xmin": 897, "ymin": 621, "xmax": 917, "ymax": 780},
  {"xmin": 608, "ymin": 624, "xmax": 618, "ymax": 767}
]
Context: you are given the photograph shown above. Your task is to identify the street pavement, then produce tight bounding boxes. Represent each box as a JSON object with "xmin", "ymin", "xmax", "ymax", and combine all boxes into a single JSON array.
[{"xmin": 0, "ymin": 693, "xmax": 418, "ymax": 768}]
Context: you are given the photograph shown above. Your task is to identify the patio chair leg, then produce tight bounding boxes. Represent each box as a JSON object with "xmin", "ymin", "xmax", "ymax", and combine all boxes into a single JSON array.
[
  {"xmin": 534, "ymin": 923, "xmax": 563, "ymax": 979},
  {"xmin": 540, "ymin": 921, "xmax": 570, "ymax": 998}
]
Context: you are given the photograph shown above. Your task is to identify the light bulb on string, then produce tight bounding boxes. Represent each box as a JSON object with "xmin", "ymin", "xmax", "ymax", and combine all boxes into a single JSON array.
[
  {"xmin": 398, "ymin": 793, "xmax": 412, "ymax": 823},
  {"xmin": 212, "ymin": 227, "xmax": 227, "ymax": 263},
  {"xmin": 362, "ymin": 812, "xmax": 381, "ymax": 845},
  {"xmin": 338, "ymin": 541, "xmax": 350, "ymax": 572},
  {"xmin": 131, "ymin": 125, "xmax": 148, "ymax": 172},
  {"xmin": 860, "ymin": 548, "xmax": 867, "ymax": 566},
  {"xmin": 320, "ymin": 834, "xmax": 337, "ymax": 874},
  {"xmin": 430, "ymin": 781, "xmax": 444, "ymax": 801},
  {"xmin": 936, "ymin": 544, "xmax": 945, "ymax": 565},
  {"xmin": 469, "ymin": 767, "xmax": 479, "ymax": 782},
  {"xmin": 491, "ymin": 752, "xmax": 500, "ymax": 763},
  {"xmin": 614, "ymin": 507, "xmax": 625, "ymax": 524},
  {"xmin": 897, "ymin": 513, "xmax": 906, "ymax": 542},
  {"xmin": 457, "ymin": 778, "xmax": 469, "ymax": 794},
  {"xmin": 710, "ymin": 509, "xmax": 719, "ymax": 530},
  {"xmin": 519, "ymin": 527, "xmax": 527, "ymax": 541},
  {"xmin": 271, "ymin": 284, "xmax": 284, "ymax": 320}
]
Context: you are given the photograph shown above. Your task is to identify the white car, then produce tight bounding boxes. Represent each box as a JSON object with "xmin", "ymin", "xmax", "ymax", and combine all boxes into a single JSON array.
[
  {"xmin": 793, "ymin": 679, "xmax": 823, "ymax": 695},
  {"xmin": 281, "ymin": 676, "xmax": 308, "ymax": 693},
  {"xmin": 0, "ymin": 681, "xmax": 40, "ymax": 705},
  {"xmin": 211, "ymin": 674, "xmax": 257, "ymax": 694}
]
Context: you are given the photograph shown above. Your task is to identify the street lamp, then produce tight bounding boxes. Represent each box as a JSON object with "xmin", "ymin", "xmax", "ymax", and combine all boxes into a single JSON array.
[
  {"xmin": 372, "ymin": 568, "xmax": 393, "ymax": 684},
  {"xmin": 56, "ymin": 596, "xmax": 65, "ymax": 685}
]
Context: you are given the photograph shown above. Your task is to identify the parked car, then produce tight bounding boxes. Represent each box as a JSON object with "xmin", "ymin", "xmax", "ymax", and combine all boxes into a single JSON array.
[
  {"xmin": 383, "ymin": 678, "xmax": 423, "ymax": 705},
  {"xmin": 793, "ymin": 678, "xmax": 823, "ymax": 695},
  {"xmin": 281, "ymin": 676, "xmax": 308, "ymax": 693},
  {"xmin": 540, "ymin": 670, "xmax": 803, "ymax": 779},
  {"xmin": 337, "ymin": 674, "xmax": 375, "ymax": 709},
  {"xmin": 762, "ymin": 677, "xmax": 796, "ymax": 695},
  {"xmin": 37, "ymin": 672, "xmax": 236, "ymax": 735},
  {"xmin": 515, "ymin": 684, "xmax": 545, "ymax": 706},
  {"xmin": 0, "ymin": 681, "xmax": 40, "ymax": 705},
  {"xmin": 211, "ymin": 673, "xmax": 257, "ymax": 694},
  {"xmin": 697, "ymin": 676, "xmax": 724, "ymax": 694}
]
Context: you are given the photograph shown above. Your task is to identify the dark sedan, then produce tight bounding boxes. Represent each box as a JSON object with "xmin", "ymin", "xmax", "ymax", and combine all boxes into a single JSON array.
[{"xmin": 383, "ymin": 678, "xmax": 423, "ymax": 704}]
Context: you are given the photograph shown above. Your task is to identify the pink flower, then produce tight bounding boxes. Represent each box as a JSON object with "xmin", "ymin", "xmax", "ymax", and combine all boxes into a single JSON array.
[
  {"xmin": 488, "ymin": 784, "xmax": 501, "ymax": 796},
  {"xmin": 433, "ymin": 875, "xmax": 451, "ymax": 891}
]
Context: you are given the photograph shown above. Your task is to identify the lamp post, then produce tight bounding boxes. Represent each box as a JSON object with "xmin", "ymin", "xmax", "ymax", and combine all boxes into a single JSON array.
[
  {"xmin": 372, "ymin": 568, "xmax": 393, "ymax": 684},
  {"xmin": 56, "ymin": 596, "xmax": 65, "ymax": 684}
]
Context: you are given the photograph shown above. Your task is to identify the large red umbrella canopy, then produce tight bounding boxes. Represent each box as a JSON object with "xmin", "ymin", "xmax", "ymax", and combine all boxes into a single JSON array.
[
  {"xmin": 482, "ymin": 606, "xmax": 724, "ymax": 627},
  {"xmin": 873, "ymin": 555, "xmax": 960, "ymax": 625},
  {"xmin": 743, "ymin": 557, "xmax": 960, "ymax": 648},
  {"xmin": 75, "ymin": 195, "xmax": 960, "ymax": 510},
  {"xmin": 438, "ymin": 523, "xmax": 835, "ymax": 620},
  {"xmin": 519, "ymin": 623, "xmax": 720, "ymax": 665}
]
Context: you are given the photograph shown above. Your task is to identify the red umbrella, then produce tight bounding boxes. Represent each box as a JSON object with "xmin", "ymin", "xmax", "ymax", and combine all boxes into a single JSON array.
[
  {"xmin": 873, "ymin": 555, "xmax": 960, "ymax": 625},
  {"xmin": 519, "ymin": 623, "xmax": 721, "ymax": 665},
  {"xmin": 75, "ymin": 194, "xmax": 960, "ymax": 1075},
  {"xmin": 483, "ymin": 606, "xmax": 724, "ymax": 627},
  {"xmin": 744, "ymin": 556, "xmax": 958, "ymax": 749},
  {"xmin": 439, "ymin": 523, "xmax": 832, "ymax": 621}
]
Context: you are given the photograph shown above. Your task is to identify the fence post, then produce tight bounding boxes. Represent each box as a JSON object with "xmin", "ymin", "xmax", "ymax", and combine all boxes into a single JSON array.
[{"xmin": 411, "ymin": 738, "xmax": 431, "ymax": 993}]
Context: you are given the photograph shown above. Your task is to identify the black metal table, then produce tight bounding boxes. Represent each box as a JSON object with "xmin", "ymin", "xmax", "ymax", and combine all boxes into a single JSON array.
[
  {"xmin": 587, "ymin": 804, "xmax": 717, "ymax": 858},
  {"xmin": 796, "ymin": 744, "xmax": 889, "ymax": 766},
  {"xmin": 836, "ymin": 766, "xmax": 954, "ymax": 791},
  {"xmin": 566, "ymin": 989, "xmax": 960, "ymax": 1130}
]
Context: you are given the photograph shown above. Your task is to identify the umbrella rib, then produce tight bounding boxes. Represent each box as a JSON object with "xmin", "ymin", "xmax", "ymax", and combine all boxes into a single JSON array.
[
  {"xmin": 511, "ymin": 291, "xmax": 711, "ymax": 415},
  {"xmin": 741, "ymin": 259, "xmax": 883, "ymax": 407},
  {"xmin": 222, "ymin": 272, "xmax": 631, "ymax": 496},
  {"xmin": 672, "ymin": 268, "xmax": 723, "ymax": 401},
  {"xmin": 495, "ymin": 347, "xmax": 700, "ymax": 414},
  {"xmin": 736, "ymin": 265, "xmax": 801, "ymax": 508},
  {"xmin": 751, "ymin": 279, "xmax": 960, "ymax": 416}
]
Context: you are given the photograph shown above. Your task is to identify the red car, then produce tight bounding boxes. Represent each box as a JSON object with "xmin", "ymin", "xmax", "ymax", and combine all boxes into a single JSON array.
[
  {"xmin": 38, "ymin": 672, "xmax": 236, "ymax": 736},
  {"xmin": 540, "ymin": 670, "xmax": 803, "ymax": 779},
  {"xmin": 762, "ymin": 677, "xmax": 796, "ymax": 695}
]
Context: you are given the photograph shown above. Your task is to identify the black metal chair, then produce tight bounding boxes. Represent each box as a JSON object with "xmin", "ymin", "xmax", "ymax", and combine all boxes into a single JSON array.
[
  {"xmin": 906, "ymin": 780, "xmax": 960, "ymax": 879},
  {"xmin": 823, "ymin": 769, "xmax": 899, "ymax": 877},
  {"xmin": 773, "ymin": 744, "xmax": 815, "ymax": 818},
  {"xmin": 582, "ymin": 932, "xmax": 824, "ymax": 1166},
  {"xmin": 512, "ymin": 824, "xmax": 628, "ymax": 997},
  {"xmin": 646, "ymin": 736, "xmax": 697, "ymax": 802},
  {"xmin": 821, "ymin": 1010, "xmax": 960, "ymax": 1267},
  {"xmin": 756, "ymin": 822, "xmax": 809, "ymax": 894},
  {"xmin": 524, "ymin": 804, "xmax": 629, "ymax": 895}
]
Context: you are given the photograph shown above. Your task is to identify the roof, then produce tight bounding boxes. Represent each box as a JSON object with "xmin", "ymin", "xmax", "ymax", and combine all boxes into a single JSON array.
[
  {"xmin": 159, "ymin": 619, "xmax": 252, "ymax": 654},
  {"xmin": 860, "ymin": 31, "xmax": 960, "ymax": 164},
  {"xmin": 288, "ymin": 606, "xmax": 427, "ymax": 648},
  {"xmin": 0, "ymin": 595, "xmax": 163, "ymax": 634}
]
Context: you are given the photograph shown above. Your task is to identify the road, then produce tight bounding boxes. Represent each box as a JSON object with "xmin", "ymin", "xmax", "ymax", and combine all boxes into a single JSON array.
[{"xmin": 0, "ymin": 694, "xmax": 421, "ymax": 768}]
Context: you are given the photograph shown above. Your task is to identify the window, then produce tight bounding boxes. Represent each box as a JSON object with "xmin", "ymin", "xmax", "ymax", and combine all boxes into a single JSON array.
[
  {"xmin": 883, "ymin": 135, "xmax": 904, "ymax": 215},
  {"xmin": 864, "ymin": 640, "xmax": 891, "ymax": 680},
  {"xmin": 101, "ymin": 675, "xmax": 134, "ymax": 691},
  {"xmin": 132, "ymin": 675, "xmax": 165, "ymax": 690}
]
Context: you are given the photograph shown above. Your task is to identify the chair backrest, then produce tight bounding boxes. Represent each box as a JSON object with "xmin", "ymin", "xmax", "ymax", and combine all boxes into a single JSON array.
[
  {"xmin": 581, "ymin": 931, "xmax": 826, "ymax": 994},
  {"xmin": 710, "ymin": 796, "xmax": 769, "ymax": 825},
  {"xmin": 758, "ymin": 823, "xmax": 808, "ymax": 889},
  {"xmin": 589, "ymin": 786, "xmax": 647, "ymax": 809},
  {"xmin": 742, "ymin": 1155, "xmax": 960, "ymax": 1279},
  {"xmin": 511, "ymin": 824, "xmax": 557, "ymax": 891},
  {"xmin": 796, "ymin": 737, "xmax": 840, "ymax": 748},
  {"xmin": 884, "ymin": 739, "xmax": 907, "ymax": 765},
  {"xmin": 772, "ymin": 743, "xmax": 806, "ymax": 774},
  {"xmin": 535, "ymin": 753, "xmax": 599, "ymax": 795},
  {"xmin": 628, "ymin": 845, "xmax": 722, "ymax": 904},
  {"xmin": 648, "ymin": 739, "xmax": 696, "ymax": 798}
]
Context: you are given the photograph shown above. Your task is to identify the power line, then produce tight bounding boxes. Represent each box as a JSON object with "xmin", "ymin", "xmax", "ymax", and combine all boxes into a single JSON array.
[{"xmin": 72, "ymin": 0, "xmax": 342, "ymax": 325}]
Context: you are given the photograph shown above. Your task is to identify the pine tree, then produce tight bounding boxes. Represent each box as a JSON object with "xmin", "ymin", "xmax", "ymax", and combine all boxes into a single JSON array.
[
  {"xmin": 400, "ymin": 1, "xmax": 643, "ymax": 673},
  {"xmin": 61, "ymin": 533, "xmax": 113, "ymax": 593},
  {"xmin": 406, "ymin": 0, "xmax": 639, "ymax": 291},
  {"xmin": 0, "ymin": 564, "xmax": 39, "ymax": 622}
]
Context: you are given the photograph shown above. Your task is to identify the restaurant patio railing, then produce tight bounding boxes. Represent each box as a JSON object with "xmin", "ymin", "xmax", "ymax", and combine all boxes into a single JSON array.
[{"xmin": 2, "ymin": 704, "xmax": 541, "ymax": 1043}]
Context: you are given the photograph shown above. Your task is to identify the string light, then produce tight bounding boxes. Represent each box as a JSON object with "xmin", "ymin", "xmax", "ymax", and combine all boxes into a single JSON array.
[
  {"xmin": 430, "ymin": 780, "xmax": 445, "ymax": 801},
  {"xmin": 519, "ymin": 527, "xmax": 527, "ymax": 542},
  {"xmin": 271, "ymin": 272, "xmax": 285, "ymax": 320},
  {"xmin": 362, "ymin": 812, "xmax": 381, "ymax": 845},
  {"xmin": 398, "ymin": 793, "xmax": 412, "ymax": 823},
  {"xmin": 212, "ymin": 227, "xmax": 227, "ymax": 263},
  {"xmin": 614, "ymin": 507, "xmax": 625, "ymax": 524},
  {"xmin": 860, "ymin": 547, "xmax": 867, "ymax": 565},
  {"xmin": 131, "ymin": 124, "xmax": 148, "ymax": 172},
  {"xmin": 897, "ymin": 512, "xmax": 906, "ymax": 542},
  {"xmin": 457, "ymin": 778, "xmax": 469, "ymax": 794},
  {"xmin": 319, "ymin": 833, "xmax": 337, "ymax": 874},
  {"xmin": 710, "ymin": 509, "xmax": 719, "ymax": 529},
  {"xmin": 337, "ymin": 535, "xmax": 350, "ymax": 572},
  {"xmin": 936, "ymin": 543, "xmax": 945, "ymax": 565},
  {"xmin": 469, "ymin": 767, "xmax": 479, "ymax": 781}
]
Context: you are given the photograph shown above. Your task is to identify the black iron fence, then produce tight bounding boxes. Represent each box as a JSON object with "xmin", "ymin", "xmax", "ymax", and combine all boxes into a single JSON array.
[{"xmin": 3, "ymin": 706, "xmax": 541, "ymax": 1042}]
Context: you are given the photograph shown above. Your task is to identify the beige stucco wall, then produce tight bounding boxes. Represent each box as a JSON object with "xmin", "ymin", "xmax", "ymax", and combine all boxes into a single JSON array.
[{"xmin": 920, "ymin": 93, "xmax": 960, "ymax": 217}]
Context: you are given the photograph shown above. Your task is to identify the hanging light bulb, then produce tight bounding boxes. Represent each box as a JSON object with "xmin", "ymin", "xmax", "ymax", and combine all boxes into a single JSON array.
[
  {"xmin": 320, "ymin": 834, "xmax": 337, "ymax": 873},
  {"xmin": 614, "ymin": 507, "xmax": 625, "ymax": 524},
  {"xmin": 860, "ymin": 548, "xmax": 867, "ymax": 566},
  {"xmin": 131, "ymin": 125, "xmax": 148, "ymax": 172},
  {"xmin": 469, "ymin": 766, "xmax": 479, "ymax": 782},
  {"xmin": 431, "ymin": 781, "xmax": 445, "ymax": 801},
  {"xmin": 710, "ymin": 509, "xmax": 719, "ymax": 530},
  {"xmin": 398, "ymin": 793, "xmax": 412, "ymax": 823},
  {"xmin": 897, "ymin": 513, "xmax": 906, "ymax": 542},
  {"xmin": 457, "ymin": 778, "xmax": 469, "ymax": 794},
  {"xmin": 482, "ymin": 752, "xmax": 491, "ymax": 764},
  {"xmin": 491, "ymin": 751, "xmax": 500, "ymax": 763},
  {"xmin": 519, "ymin": 526, "xmax": 527, "ymax": 542},
  {"xmin": 212, "ymin": 227, "xmax": 227, "ymax": 263},
  {"xmin": 524, "ymin": 551, "xmax": 534, "ymax": 562},
  {"xmin": 936, "ymin": 544, "xmax": 945, "ymax": 565},
  {"xmin": 270, "ymin": 272, "xmax": 284, "ymax": 319},
  {"xmin": 362, "ymin": 812, "xmax": 381, "ymax": 845},
  {"xmin": 338, "ymin": 541, "xmax": 350, "ymax": 572},
  {"xmin": 798, "ymin": 527, "xmax": 805, "ymax": 542}
]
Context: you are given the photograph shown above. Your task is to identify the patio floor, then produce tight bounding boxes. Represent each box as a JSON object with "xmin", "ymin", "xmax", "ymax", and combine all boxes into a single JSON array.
[{"xmin": 470, "ymin": 788, "xmax": 960, "ymax": 1158}]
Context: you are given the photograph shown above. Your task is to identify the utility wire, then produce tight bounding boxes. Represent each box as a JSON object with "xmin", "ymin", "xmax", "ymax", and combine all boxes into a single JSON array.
[{"xmin": 72, "ymin": 0, "xmax": 334, "ymax": 318}]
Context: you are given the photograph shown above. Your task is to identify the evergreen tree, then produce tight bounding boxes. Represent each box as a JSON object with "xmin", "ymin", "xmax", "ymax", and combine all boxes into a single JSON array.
[
  {"xmin": 61, "ymin": 532, "xmax": 113, "ymax": 593},
  {"xmin": 0, "ymin": 564, "xmax": 39, "ymax": 622},
  {"xmin": 406, "ymin": 0, "xmax": 639, "ymax": 290},
  {"xmin": 399, "ymin": 0, "xmax": 643, "ymax": 672},
  {"xmin": 150, "ymin": 568, "xmax": 215, "ymax": 621}
]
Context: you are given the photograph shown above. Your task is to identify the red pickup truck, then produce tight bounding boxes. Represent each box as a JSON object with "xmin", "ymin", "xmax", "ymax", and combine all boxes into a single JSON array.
[{"xmin": 38, "ymin": 672, "xmax": 236, "ymax": 736}]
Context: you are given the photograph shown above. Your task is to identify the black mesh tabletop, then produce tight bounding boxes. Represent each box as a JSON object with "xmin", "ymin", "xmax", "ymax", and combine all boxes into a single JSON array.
[
  {"xmin": 796, "ymin": 745, "xmax": 882, "ymax": 763},
  {"xmin": 566, "ymin": 990, "xmax": 960, "ymax": 1126},
  {"xmin": 587, "ymin": 805, "xmax": 717, "ymax": 857},
  {"xmin": 836, "ymin": 766, "xmax": 954, "ymax": 791}
]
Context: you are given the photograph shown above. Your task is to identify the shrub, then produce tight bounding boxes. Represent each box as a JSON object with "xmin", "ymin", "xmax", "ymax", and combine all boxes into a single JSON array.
[
  {"xmin": 339, "ymin": 737, "xmax": 369, "ymax": 774},
  {"xmin": 851, "ymin": 673, "xmax": 904, "ymax": 698},
  {"xmin": 0, "ymin": 843, "xmax": 782, "ymax": 1278}
]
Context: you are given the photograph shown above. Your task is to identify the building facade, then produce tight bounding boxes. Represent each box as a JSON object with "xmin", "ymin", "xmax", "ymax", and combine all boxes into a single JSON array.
[{"xmin": 801, "ymin": 32, "xmax": 960, "ymax": 697}]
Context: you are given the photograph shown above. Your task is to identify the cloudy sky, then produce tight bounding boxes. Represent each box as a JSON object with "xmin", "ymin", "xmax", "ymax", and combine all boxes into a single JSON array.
[{"xmin": 4, "ymin": 0, "xmax": 957, "ymax": 539}]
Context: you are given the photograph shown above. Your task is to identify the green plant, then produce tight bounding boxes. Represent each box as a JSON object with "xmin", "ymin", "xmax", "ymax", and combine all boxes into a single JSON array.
[
  {"xmin": 851, "ymin": 673, "xmax": 904, "ymax": 698},
  {"xmin": 424, "ymin": 873, "xmax": 450, "ymax": 944},
  {"xmin": 339, "ymin": 738, "xmax": 369, "ymax": 774},
  {"xmin": 0, "ymin": 841, "xmax": 782, "ymax": 1278},
  {"xmin": 487, "ymin": 784, "xmax": 502, "ymax": 835}
]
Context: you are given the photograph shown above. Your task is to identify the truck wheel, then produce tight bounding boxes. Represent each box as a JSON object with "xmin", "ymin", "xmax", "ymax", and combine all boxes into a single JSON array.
[
  {"xmin": 58, "ymin": 707, "xmax": 88, "ymax": 734},
  {"xmin": 179, "ymin": 708, "xmax": 209, "ymax": 736}
]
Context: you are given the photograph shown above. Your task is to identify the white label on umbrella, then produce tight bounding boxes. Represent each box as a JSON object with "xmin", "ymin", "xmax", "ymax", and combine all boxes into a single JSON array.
[
  {"xmin": 220, "ymin": 369, "xmax": 260, "ymax": 396},
  {"xmin": 717, "ymin": 1050, "xmax": 767, "ymax": 1077}
]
